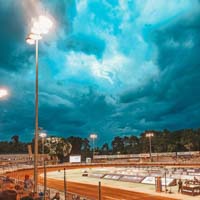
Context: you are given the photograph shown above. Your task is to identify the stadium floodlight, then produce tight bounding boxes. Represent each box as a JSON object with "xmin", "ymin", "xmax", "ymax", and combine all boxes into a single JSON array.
[
  {"xmin": 26, "ymin": 37, "xmax": 35, "ymax": 45},
  {"xmin": 26, "ymin": 15, "xmax": 53, "ymax": 194},
  {"xmin": 146, "ymin": 132, "xmax": 154, "ymax": 162},
  {"xmin": 0, "ymin": 88, "xmax": 8, "ymax": 98},
  {"xmin": 31, "ymin": 15, "xmax": 53, "ymax": 35}
]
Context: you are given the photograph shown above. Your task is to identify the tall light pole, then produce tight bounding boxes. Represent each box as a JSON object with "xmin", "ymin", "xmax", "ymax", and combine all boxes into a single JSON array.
[
  {"xmin": 26, "ymin": 15, "xmax": 53, "ymax": 193},
  {"xmin": 146, "ymin": 132, "xmax": 154, "ymax": 162},
  {"xmin": 90, "ymin": 133, "xmax": 97, "ymax": 160},
  {"xmin": 39, "ymin": 132, "xmax": 47, "ymax": 200}
]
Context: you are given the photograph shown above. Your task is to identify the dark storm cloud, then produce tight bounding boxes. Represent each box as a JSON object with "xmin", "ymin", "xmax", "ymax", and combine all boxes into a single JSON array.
[
  {"xmin": 0, "ymin": 82, "xmax": 116, "ymax": 142},
  {"xmin": 0, "ymin": 1, "xmax": 27, "ymax": 71},
  {"xmin": 37, "ymin": 87, "xmax": 116, "ymax": 136},
  {"xmin": 118, "ymin": 12, "xmax": 200, "ymax": 133},
  {"xmin": 153, "ymin": 13, "xmax": 200, "ymax": 106},
  {"xmin": 0, "ymin": 79, "xmax": 35, "ymax": 141},
  {"xmin": 65, "ymin": 33, "xmax": 106, "ymax": 58},
  {"xmin": 42, "ymin": 0, "xmax": 77, "ymax": 45},
  {"xmin": 119, "ymin": 83, "xmax": 155, "ymax": 104}
]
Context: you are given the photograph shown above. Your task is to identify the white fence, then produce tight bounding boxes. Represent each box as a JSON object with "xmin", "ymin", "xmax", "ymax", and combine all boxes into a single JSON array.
[{"xmin": 94, "ymin": 151, "xmax": 200, "ymax": 160}]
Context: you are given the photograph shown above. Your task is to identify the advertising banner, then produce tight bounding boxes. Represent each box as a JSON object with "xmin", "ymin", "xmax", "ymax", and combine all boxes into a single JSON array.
[
  {"xmin": 69, "ymin": 155, "xmax": 81, "ymax": 163},
  {"xmin": 120, "ymin": 175, "xmax": 144, "ymax": 183},
  {"xmin": 89, "ymin": 173, "xmax": 105, "ymax": 178},
  {"xmin": 103, "ymin": 174, "xmax": 121, "ymax": 180},
  {"xmin": 142, "ymin": 176, "xmax": 174, "ymax": 186}
]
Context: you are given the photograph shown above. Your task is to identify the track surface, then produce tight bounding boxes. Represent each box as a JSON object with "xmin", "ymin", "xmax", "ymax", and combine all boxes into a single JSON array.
[{"xmin": 7, "ymin": 166, "xmax": 177, "ymax": 200}]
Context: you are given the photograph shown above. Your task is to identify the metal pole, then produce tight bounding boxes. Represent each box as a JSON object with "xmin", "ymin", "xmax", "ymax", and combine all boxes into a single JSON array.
[
  {"xmin": 42, "ymin": 138, "xmax": 44, "ymax": 162},
  {"xmin": 165, "ymin": 168, "xmax": 167, "ymax": 192},
  {"xmin": 44, "ymin": 160, "xmax": 47, "ymax": 200},
  {"xmin": 149, "ymin": 136, "xmax": 152, "ymax": 162},
  {"xmin": 34, "ymin": 39, "xmax": 39, "ymax": 193},
  {"xmin": 43, "ymin": 139, "xmax": 46, "ymax": 200},
  {"xmin": 98, "ymin": 181, "xmax": 101, "ymax": 200},
  {"xmin": 64, "ymin": 168, "xmax": 67, "ymax": 200},
  {"xmin": 93, "ymin": 138, "xmax": 95, "ymax": 159}
]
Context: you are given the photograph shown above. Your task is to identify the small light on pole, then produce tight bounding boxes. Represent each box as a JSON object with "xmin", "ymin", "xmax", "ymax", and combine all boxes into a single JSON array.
[
  {"xmin": 146, "ymin": 132, "xmax": 154, "ymax": 162},
  {"xmin": 90, "ymin": 133, "xmax": 97, "ymax": 160},
  {"xmin": 39, "ymin": 132, "xmax": 47, "ymax": 158}
]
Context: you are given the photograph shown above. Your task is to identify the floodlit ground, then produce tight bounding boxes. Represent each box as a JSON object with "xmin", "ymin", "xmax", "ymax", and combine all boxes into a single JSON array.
[{"xmin": 42, "ymin": 167, "xmax": 200, "ymax": 200}]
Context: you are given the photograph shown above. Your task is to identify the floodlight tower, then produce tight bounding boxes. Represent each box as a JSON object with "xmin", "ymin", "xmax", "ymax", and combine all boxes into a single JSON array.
[
  {"xmin": 26, "ymin": 15, "xmax": 53, "ymax": 193},
  {"xmin": 146, "ymin": 132, "xmax": 154, "ymax": 162},
  {"xmin": 90, "ymin": 133, "xmax": 98, "ymax": 160}
]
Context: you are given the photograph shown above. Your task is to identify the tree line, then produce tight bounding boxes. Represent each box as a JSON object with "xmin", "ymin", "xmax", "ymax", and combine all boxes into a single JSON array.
[{"xmin": 0, "ymin": 128, "xmax": 200, "ymax": 160}]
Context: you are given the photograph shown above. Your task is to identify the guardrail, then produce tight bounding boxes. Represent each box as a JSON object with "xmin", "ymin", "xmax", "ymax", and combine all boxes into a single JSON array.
[{"xmin": 94, "ymin": 151, "xmax": 200, "ymax": 160}]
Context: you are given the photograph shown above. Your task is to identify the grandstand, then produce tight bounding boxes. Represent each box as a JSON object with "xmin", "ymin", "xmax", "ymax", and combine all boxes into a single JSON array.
[{"xmin": 93, "ymin": 151, "xmax": 200, "ymax": 163}]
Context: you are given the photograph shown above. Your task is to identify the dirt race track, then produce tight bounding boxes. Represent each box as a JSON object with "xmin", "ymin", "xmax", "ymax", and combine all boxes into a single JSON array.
[{"xmin": 6, "ymin": 165, "xmax": 179, "ymax": 200}]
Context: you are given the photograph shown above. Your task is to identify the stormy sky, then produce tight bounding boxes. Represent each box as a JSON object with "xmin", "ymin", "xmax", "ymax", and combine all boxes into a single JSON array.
[{"xmin": 0, "ymin": 0, "xmax": 200, "ymax": 145}]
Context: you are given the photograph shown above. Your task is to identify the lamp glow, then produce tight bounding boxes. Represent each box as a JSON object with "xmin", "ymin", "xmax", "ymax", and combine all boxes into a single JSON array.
[
  {"xmin": 0, "ymin": 89, "xmax": 8, "ymax": 98},
  {"xmin": 28, "ymin": 33, "xmax": 42, "ymax": 40},
  {"xmin": 90, "ymin": 133, "xmax": 97, "ymax": 139},
  {"xmin": 146, "ymin": 132, "xmax": 154, "ymax": 138},
  {"xmin": 31, "ymin": 21, "xmax": 49, "ymax": 35},
  {"xmin": 39, "ymin": 132, "xmax": 47, "ymax": 138},
  {"xmin": 39, "ymin": 15, "xmax": 53, "ymax": 30},
  {"xmin": 26, "ymin": 37, "xmax": 35, "ymax": 45}
]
